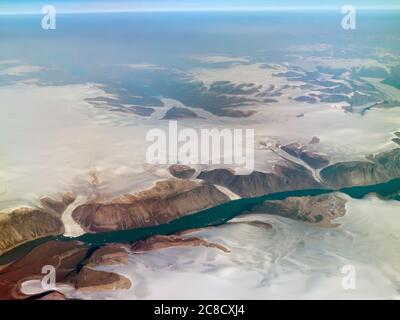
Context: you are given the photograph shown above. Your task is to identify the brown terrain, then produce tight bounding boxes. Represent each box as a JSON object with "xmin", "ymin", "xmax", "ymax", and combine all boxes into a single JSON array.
[
  {"xmin": 0, "ymin": 192, "xmax": 77, "ymax": 256},
  {"xmin": 0, "ymin": 208, "xmax": 64, "ymax": 256},
  {"xmin": 73, "ymin": 267, "xmax": 131, "ymax": 292},
  {"xmin": 227, "ymin": 220, "xmax": 273, "ymax": 230},
  {"xmin": 0, "ymin": 235, "xmax": 232, "ymax": 299},
  {"xmin": 36, "ymin": 291, "xmax": 68, "ymax": 300},
  {"xmin": 320, "ymin": 148, "xmax": 400, "ymax": 188},
  {"xmin": 198, "ymin": 162, "xmax": 322, "ymax": 198},
  {"xmin": 72, "ymin": 179, "xmax": 230, "ymax": 233},
  {"xmin": 169, "ymin": 164, "xmax": 196, "ymax": 179},
  {"xmin": 1, "ymin": 142, "xmax": 400, "ymax": 300},
  {"xmin": 0, "ymin": 240, "xmax": 89, "ymax": 300},
  {"xmin": 281, "ymin": 141, "xmax": 330, "ymax": 169},
  {"xmin": 66, "ymin": 243, "xmax": 131, "ymax": 293},
  {"xmin": 40, "ymin": 192, "xmax": 76, "ymax": 215},
  {"xmin": 131, "ymin": 234, "xmax": 230, "ymax": 253},
  {"xmin": 251, "ymin": 194, "xmax": 347, "ymax": 227},
  {"xmin": 86, "ymin": 244, "xmax": 129, "ymax": 267},
  {"xmin": 0, "ymin": 241, "xmax": 133, "ymax": 299}
]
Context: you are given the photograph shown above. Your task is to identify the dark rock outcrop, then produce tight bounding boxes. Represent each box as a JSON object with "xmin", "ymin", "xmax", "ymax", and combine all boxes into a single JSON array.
[
  {"xmin": 357, "ymin": 66, "xmax": 389, "ymax": 78},
  {"xmin": 220, "ymin": 109, "xmax": 257, "ymax": 118},
  {"xmin": 281, "ymin": 142, "xmax": 329, "ymax": 169},
  {"xmin": 162, "ymin": 106, "xmax": 200, "ymax": 120},
  {"xmin": 320, "ymin": 148, "xmax": 400, "ymax": 188},
  {"xmin": 198, "ymin": 163, "xmax": 321, "ymax": 198},
  {"xmin": 209, "ymin": 81, "xmax": 261, "ymax": 95},
  {"xmin": 169, "ymin": 164, "xmax": 196, "ymax": 179},
  {"xmin": 35, "ymin": 291, "xmax": 68, "ymax": 300},
  {"xmin": 309, "ymin": 136, "xmax": 320, "ymax": 144},
  {"xmin": 301, "ymin": 151, "xmax": 330, "ymax": 169},
  {"xmin": 40, "ymin": 192, "xmax": 76, "ymax": 215},
  {"xmin": 131, "ymin": 106, "xmax": 155, "ymax": 117},
  {"xmin": 383, "ymin": 65, "xmax": 400, "ymax": 89},
  {"xmin": 294, "ymin": 95, "xmax": 318, "ymax": 104}
]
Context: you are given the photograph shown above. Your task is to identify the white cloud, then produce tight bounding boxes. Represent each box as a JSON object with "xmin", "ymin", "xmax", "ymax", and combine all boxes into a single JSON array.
[
  {"xmin": 0, "ymin": 59, "xmax": 20, "ymax": 66},
  {"xmin": 120, "ymin": 63, "xmax": 164, "ymax": 70},
  {"xmin": 0, "ymin": 64, "xmax": 44, "ymax": 76},
  {"xmin": 191, "ymin": 55, "xmax": 250, "ymax": 64}
]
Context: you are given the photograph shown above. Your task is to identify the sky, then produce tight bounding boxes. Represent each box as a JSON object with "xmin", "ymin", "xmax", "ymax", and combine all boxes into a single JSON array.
[{"xmin": 0, "ymin": 0, "xmax": 399, "ymax": 14}]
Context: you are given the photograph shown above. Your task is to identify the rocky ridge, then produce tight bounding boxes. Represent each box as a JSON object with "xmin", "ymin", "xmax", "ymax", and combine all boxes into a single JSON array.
[{"xmin": 71, "ymin": 179, "xmax": 231, "ymax": 233}]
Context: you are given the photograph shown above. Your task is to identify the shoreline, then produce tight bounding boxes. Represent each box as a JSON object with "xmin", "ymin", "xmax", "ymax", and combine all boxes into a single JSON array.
[{"xmin": 2, "ymin": 176, "xmax": 399, "ymax": 265}]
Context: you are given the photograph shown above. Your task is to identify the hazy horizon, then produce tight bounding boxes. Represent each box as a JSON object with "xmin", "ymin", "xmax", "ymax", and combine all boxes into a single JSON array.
[{"xmin": 1, "ymin": 0, "xmax": 400, "ymax": 15}]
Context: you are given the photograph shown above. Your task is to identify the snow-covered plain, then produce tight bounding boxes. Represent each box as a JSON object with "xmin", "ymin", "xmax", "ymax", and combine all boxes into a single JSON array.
[{"xmin": 71, "ymin": 196, "xmax": 400, "ymax": 300}]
